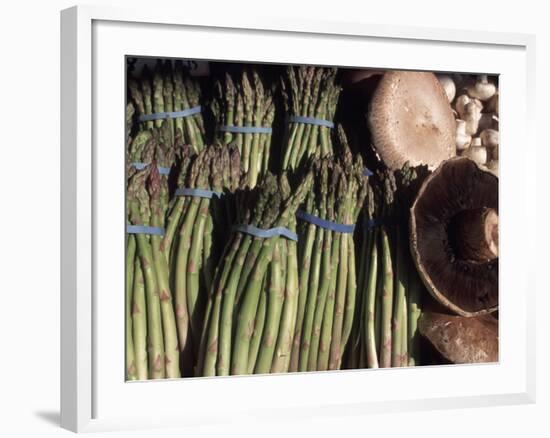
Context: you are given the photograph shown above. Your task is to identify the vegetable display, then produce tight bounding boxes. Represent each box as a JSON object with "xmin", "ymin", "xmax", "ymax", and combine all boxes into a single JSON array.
[{"xmin": 125, "ymin": 59, "xmax": 500, "ymax": 380}]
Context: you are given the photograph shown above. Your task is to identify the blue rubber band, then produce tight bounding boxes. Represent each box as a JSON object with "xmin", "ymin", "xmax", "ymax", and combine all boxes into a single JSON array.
[
  {"xmin": 289, "ymin": 115, "xmax": 334, "ymax": 128},
  {"xmin": 132, "ymin": 162, "xmax": 171, "ymax": 176},
  {"xmin": 363, "ymin": 168, "xmax": 374, "ymax": 177},
  {"xmin": 175, "ymin": 188, "xmax": 223, "ymax": 199},
  {"xmin": 296, "ymin": 210, "xmax": 356, "ymax": 234},
  {"xmin": 138, "ymin": 106, "xmax": 202, "ymax": 122},
  {"xmin": 233, "ymin": 224, "xmax": 298, "ymax": 241},
  {"xmin": 218, "ymin": 126, "xmax": 273, "ymax": 134},
  {"xmin": 126, "ymin": 225, "xmax": 165, "ymax": 236}
]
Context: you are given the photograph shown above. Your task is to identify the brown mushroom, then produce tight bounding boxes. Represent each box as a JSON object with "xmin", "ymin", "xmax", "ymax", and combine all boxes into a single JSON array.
[
  {"xmin": 410, "ymin": 157, "xmax": 498, "ymax": 316},
  {"xmin": 419, "ymin": 312, "xmax": 498, "ymax": 364},
  {"xmin": 368, "ymin": 71, "xmax": 456, "ymax": 170}
]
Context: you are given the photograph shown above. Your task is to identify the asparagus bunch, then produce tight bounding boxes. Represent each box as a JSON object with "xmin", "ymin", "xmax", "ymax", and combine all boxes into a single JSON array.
[
  {"xmin": 211, "ymin": 69, "xmax": 276, "ymax": 188},
  {"xmin": 166, "ymin": 143, "xmax": 241, "ymax": 376},
  {"xmin": 281, "ymin": 66, "xmax": 341, "ymax": 171},
  {"xmin": 129, "ymin": 59, "xmax": 205, "ymax": 152},
  {"xmin": 198, "ymin": 170, "xmax": 314, "ymax": 376},
  {"xmin": 126, "ymin": 121, "xmax": 180, "ymax": 380},
  {"xmin": 345, "ymin": 164, "xmax": 428, "ymax": 369},
  {"xmin": 289, "ymin": 139, "xmax": 368, "ymax": 372}
]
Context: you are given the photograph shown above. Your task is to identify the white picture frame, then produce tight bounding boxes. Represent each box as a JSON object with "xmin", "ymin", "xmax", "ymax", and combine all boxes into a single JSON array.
[{"xmin": 60, "ymin": 5, "xmax": 536, "ymax": 433}]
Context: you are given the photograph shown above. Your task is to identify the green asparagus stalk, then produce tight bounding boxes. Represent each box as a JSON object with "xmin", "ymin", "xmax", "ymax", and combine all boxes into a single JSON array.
[
  {"xmin": 200, "ymin": 232, "xmax": 243, "ymax": 376},
  {"xmin": 132, "ymin": 258, "xmax": 148, "ymax": 380},
  {"xmin": 271, "ymin": 227, "xmax": 299, "ymax": 373},
  {"xmin": 152, "ymin": 61, "xmax": 165, "ymax": 129},
  {"xmin": 254, "ymin": 239, "xmax": 284, "ymax": 374},
  {"xmin": 407, "ymin": 267, "xmax": 422, "ymax": 366},
  {"xmin": 297, "ymin": 226, "xmax": 323, "ymax": 371},
  {"xmin": 241, "ymin": 70, "xmax": 254, "ymax": 175},
  {"xmin": 365, "ymin": 228, "xmax": 379, "ymax": 368},
  {"xmin": 149, "ymin": 167, "xmax": 180, "ymax": 378},
  {"xmin": 379, "ymin": 226, "xmax": 394, "ymax": 369},
  {"xmin": 140, "ymin": 66, "xmax": 154, "ymax": 130},
  {"xmin": 232, "ymin": 236, "xmax": 277, "ymax": 375},
  {"xmin": 162, "ymin": 60, "xmax": 175, "ymax": 138},
  {"xmin": 341, "ymin": 234, "xmax": 357, "ymax": 359},
  {"xmin": 128, "ymin": 168, "xmax": 165, "ymax": 379},
  {"xmin": 289, "ymin": 208, "xmax": 316, "ymax": 371},
  {"xmin": 247, "ymin": 277, "xmax": 268, "ymax": 373},
  {"xmin": 307, "ymin": 163, "xmax": 337, "ymax": 371},
  {"xmin": 125, "ymin": 235, "xmax": 137, "ymax": 381},
  {"xmin": 391, "ymin": 224, "xmax": 407, "ymax": 368}
]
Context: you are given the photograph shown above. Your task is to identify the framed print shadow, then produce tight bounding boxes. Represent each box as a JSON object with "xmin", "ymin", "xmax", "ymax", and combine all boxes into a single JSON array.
[{"xmin": 61, "ymin": 5, "xmax": 536, "ymax": 433}]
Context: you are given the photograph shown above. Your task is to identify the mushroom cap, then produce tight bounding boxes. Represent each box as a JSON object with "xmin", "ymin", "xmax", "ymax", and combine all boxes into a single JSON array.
[
  {"xmin": 419, "ymin": 312, "xmax": 498, "ymax": 364},
  {"xmin": 368, "ymin": 71, "xmax": 456, "ymax": 170},
  {"xmin": 410, "ymin": 157, "xmax": 498, "ymax": 316}
]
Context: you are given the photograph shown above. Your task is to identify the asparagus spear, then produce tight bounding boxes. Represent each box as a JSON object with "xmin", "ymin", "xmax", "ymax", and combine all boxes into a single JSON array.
[
  {"xmin": 254, "ymin": 239, "xmax": 284, "ymax": 374},
  {"xmin": 328, "ymin": 171, "xmax": 350, "ymax": 370},
  {"xmin": 152, "ymin": 61, "xmax": 165, "ymax": 129},
  {"xmin": 289, "ymin": 205, "xmax": 316, "ymax": 371},
  {"xmin": 125, "ymin": 235, "xmax": 137, "ymax": 381},
  {"xmin": 391, "ymin": 224, "xmax": 407, "ymax": 368},
  {"xmin": 128, "ymin": 167, "xmax": 165, "ymax": 379},
  {"xmin": 365, "ymin": 227, "xmax": 379, "ymax": 368},
  {"xmin": 149, "ymin": 165, "xmax": 180, "ymax": 378},
  {"xmin": 200, "ymin": 232, "xmax": 243, "ymax": 376},
  {"xmin": 247, "ymin": 276, "xmax": 268, "ymax": 373},
  {"xmin": 162, "ymin": 60, "xmax": 175, "ymax": 138},
  {"xmin": 132, "ymin": 257, "xmax": 148, "ymax": 380},
  {"xmin": 379, "ymin": 226, "xmax": 394, "ymax": 369},
  {"xmin": 307, "ymin": 163, "xmax": 337, "ymax": 371},
  {"xmin": 271, "ymin": 226, "xmax": 299, "ymax": 373},
  {"xmin": 140, "ymin": 66, "xmax": 154, "ymax": 130}
]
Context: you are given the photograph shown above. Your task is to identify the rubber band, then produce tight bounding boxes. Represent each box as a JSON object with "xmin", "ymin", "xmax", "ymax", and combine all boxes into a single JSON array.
[
  {"xmin": 233, "ymin": 224, "xmax": 298, "ymax": 241},
  {"xmin": 138, "ymin": 106, "xmax": 202, "ymax": 122},
  {"xmin": 174, "ymin": 188, "xmax": 224, "ymax": 199},
  {"xmin": 289, "ymin": 115, "xmax": 334, "ymax": 128},
  {"xmin": 131, "ymin": 162, "xmax": 171, "ymax": 176},
  {"xmin": 126, "ymin": 225, "xmax": 165, "ymax": 236},
  {"xmin": 218, "ymin": 126, "xmax": 273, "ymax": 134},
  {"xmin": 363, "ymin": 168, "xmax": 374, "ymax": 177},
  {"xmin": 296, "ymin": 210, "xmax": 355, "ymax": 234}
]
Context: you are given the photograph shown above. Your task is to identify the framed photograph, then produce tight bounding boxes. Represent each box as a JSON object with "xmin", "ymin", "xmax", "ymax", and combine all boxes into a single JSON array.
[{"xmin": 60, "ymin": 5, "xmax": 536, "ymax": 433}]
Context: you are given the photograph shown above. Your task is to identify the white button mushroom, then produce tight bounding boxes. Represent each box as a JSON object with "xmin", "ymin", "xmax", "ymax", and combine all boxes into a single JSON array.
[
  {"xmin": 437, "ymin": 74, "xmax": 456, "ymax": 103},
  {"xmin": 455, "ymin": 95, "xmax": 483, "ymax": 134},
  {"xmin": 455, "ymin": 94, "xmax": 471, "ymax": 117},
  {"xmin": 467, "ymin": 75, "xmax": 497, "ymax": 101},
  {"xmin": 464, "ymin": 138, "xmax": 487, "ymax": 165},
  {"xmin": 463, "ymin": 101, "xmax": 483, "ymax": 135},
  {"xmin": 456, "ymin": 119, "xmax": 471, "ymax": 151}
]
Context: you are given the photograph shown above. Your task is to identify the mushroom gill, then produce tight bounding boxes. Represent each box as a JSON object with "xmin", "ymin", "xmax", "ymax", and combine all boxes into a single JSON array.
[{"xmin": 410, "ymin": 157, "xmax": 498, "ymax": 316}]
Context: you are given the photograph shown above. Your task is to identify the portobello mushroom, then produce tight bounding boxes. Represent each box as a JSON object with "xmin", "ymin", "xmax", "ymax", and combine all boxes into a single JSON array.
[
  {"xmin": 419, "ymin": 311, "xmax": 498, "ymax": 364},
  {"xmin": 410, "ymin": 157, "xmax": 498, "ymax": 316},
  {"xmin": 368, "ymin": 71, "xmax": 456, "ymax": 170}
]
